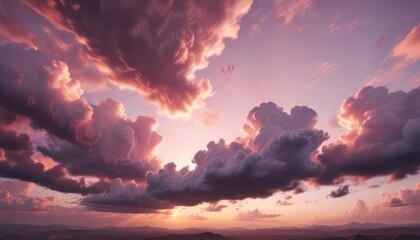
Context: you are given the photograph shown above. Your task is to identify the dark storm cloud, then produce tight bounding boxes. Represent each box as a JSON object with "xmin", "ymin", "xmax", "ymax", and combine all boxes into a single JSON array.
[
  {"xmin": 23, "ymin": 0, "xmax": 252, "ymax": 115},
  {"xmin": 0, "ymin": 128, "xmax": 110, "ymax": 195},
  {"xmin": 39, "ymin": 98, "xmax": 162, "ymax": 181},
  {"xmin": 326, "ymin": 185, "xmax": 350, "ymax": 198},
  {"xmin": 317, "ymin": 86, "xmax": 420, "ymax": 184}
]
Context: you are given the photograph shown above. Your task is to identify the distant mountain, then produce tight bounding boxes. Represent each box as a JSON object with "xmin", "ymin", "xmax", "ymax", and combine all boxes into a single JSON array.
[
  {"xmin": 0, "ymin": 224, "xmax": 68, "ymax": 234},
  {"xmin": 146, "ymin": 232, "xmax": 228, "ymax": 240},
  {"xmin": 1, "ymin": 223, "xmax": 419, "ymax": 240},
  {"xmin": 306, "ymin": 221, "xmax": 396, "ymax": 231}
]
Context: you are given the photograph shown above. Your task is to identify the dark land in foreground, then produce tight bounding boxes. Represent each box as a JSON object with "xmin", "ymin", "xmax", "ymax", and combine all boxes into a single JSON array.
[{"xmin": 0, "ymin": 222, "xmax": 419, "ymax": 240}]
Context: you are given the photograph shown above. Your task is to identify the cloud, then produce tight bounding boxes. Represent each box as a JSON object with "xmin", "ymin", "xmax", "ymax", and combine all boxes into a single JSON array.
[
  {"xmin": 0, "ymin": 179, "xmax": 55, "ymax": 211},
  {"xmin": 190, "ymin": 214, "xmax": 207, "ymax": 220},
  {"xmin": 221, "ymin": 64, "xmax": 235, "ymax": 77},
  {"xmin": 380, "ymin": 183, "xmax": 420, "ymax": 207},
  {"xmin": 318, "ymin": 86, "xmax": 420, "ymax": 184},
  {"xmin": 373, "ymin": 36, "xmax": 386, "ymax": 49},
  {"xmin": 328, "ymin": 19, "xmax": 368, "ymax": 34},
  {"xmin": 277, "ymin": 194, "xmax": 293, "ymax": 205},
  {"xmin": 274, "ymin": 0, "xmax": 312, "ymax": 25},
  {"xmin": 0, "ymin": 44, "xmax": 96, "ymax": 145},
  {"xmin": 204, "ymin": 202, "xmax": 228, "ymax": 212},
  {"xmin": 392, "ymin": 24, "xmax": 420, "ymax": 63},
  {"xmin": 0, "ymin": 45, "xmax": 163, "ymax": 184},
  {"xmin": 23, "ymin": 0, "xmax": 252, "ymax": 116},
  {"xmin": 234, "ymin": 209, "xmax": 281, "ymax": 221},
  {"xmin": 80, "ymin": 102, "xmax": 328, "ymax": 212},
  {"xmin": 81, "ymin": 86, "xmax": 420, "ymax": 212},
  {"xmin": 328, "ymin": 184, "xmax": 420, "ymax": 225},
  {"xmin": 0, "ymin": 1, "xmax": 41, "ymax": 49},
  {"xmin": 326, "ymin": 185, "xmax": 350, "ymax": 198},
  {"xmin": 81, "ymin": 179, "xmax": 172, "ymax": 213},
  {"xmin": 276, "ymin": 200, "xmax": 293, "ymax": 206},
  {"xmin": 0, "ymin": 128, "xmax": 111, "ymax": 195},
  {"xmin": 199, "ymin": 108, "xmax": 219, "ymax": 126},
  {"xmin": 146, "ymin": 103, "xmax": 327, "ymax": 206},
  {"xmin": 39, "ymin": 98, "xmax": 162, "ymax": 182},
  {"xmin": 310, "ymin": 62, "xmax": 340, "ymax": 86},
  {"xmin": 367, "ymin": 24, "xmax": 420, "ymax": 86}
]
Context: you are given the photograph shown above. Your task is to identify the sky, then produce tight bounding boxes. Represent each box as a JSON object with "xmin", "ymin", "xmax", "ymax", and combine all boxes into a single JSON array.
[{"xmin": 0, "ymin": 0, "xmax": 419, "ymax": 229}]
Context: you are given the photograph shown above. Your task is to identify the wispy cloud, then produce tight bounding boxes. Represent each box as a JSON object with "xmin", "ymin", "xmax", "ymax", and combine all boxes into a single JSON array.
[
  {"xmin": 328, "ymin": 19, "xmax": 369, "ymax": 34},
  {"xmin": 310, "ymin": 62, "xmax": 340, "ymax": 86},
  {"xmin": 274, "ymin": 0, "xmax": 312, "ymax": 25},
  {"xmin": 367, "ymin": 24, "xmax": 420, "ymax": 86}
]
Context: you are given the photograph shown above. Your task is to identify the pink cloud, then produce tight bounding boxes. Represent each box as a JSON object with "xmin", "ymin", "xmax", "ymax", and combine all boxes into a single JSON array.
[
  {"xmin": 234, "ymin": 209, "xmax": 281, "ymax": 221},
  {"xmin": 190, "ymin": 214, "xmax": 207, "ymax": 221},
  {"xmin": 373, "ymin": 36, "xmax": 386, "ymax": 49},
  {"xmin": 23, "ymin": 0, "xmax": 252, "ymax": 116},
  {"xmin": 310, "ymin": 62, "xmax": 340, "ymax": 86},
  {"xmin": 0, "ymin": 2, "xmax": 42, "ymax": 49},
  {"xmin": 0, "ymin": 180, "xmax": 55, "ymax": 211},
  {"xmin": 392, "ymin": 24, "xmax": 420, "ymax": 63},
  {"xmin": 380, "ymin": 183, "xmax": 420, "ymax": 207},
  {"xmin": 199, "ymin": 108, "xmax": 219, "ymax": 126},
  {"xmin": 274, "ymin": 0, "xmax": 312, "ymax": 25},
  {"xmin": 367, "ymin": 24, "xmax": 420, "ymax": 86},
  {"xmin": 204, "ymin": 202, "xmax": 228, "ymax": 212},
  {"xmin": 328, "ymin": 19, "xmax": 369, "ymax": 34}
]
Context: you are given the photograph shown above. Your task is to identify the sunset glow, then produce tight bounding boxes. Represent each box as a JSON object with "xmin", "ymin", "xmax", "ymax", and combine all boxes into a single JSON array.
[{"xmin": 0, "ymin": 0, "xmax": 419, "ymax": 234}]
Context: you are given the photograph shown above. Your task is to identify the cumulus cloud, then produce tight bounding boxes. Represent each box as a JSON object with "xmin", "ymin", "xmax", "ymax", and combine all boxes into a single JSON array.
[
  {"xmin": 39, "ymin": 98, "xmax": 162, "ymax": 182},
  {"xmin": 234, "ymin": 209, "xmax": 281, "ymax": 221},
  {"xmin": 0, "ymin": 44, "xmax": 95, "ymax": 145},
  {"xmin": 0, "ymin": 44, "xmax": 163, "ymax": 186},
  {"xmin": 81, "ymin": 87, "xmax": 420, "ymax": 212},
  {"xmin": 146, "ymin": 103, "xmax": 327, "ymax": 206},
  {"xmin": 318, "ymin": 86, "xmax": 420, "ymax": 184},
  {"xmin": 326, "ymin": 185, "xmax": 350, "ymax": 198},
  {"xmin": 0, "ymin": 179, "xmax": 55, "ymax": 211},
  {"xmin": 380, "ymin": 183, "xmax": 420, "ymax": 207},
  {"xmin": 0, "ymin": 128, "xmax": 110, "ymax": 195},
  {"xmin": 23, "ymin": 0, "xmax": 252, "ymax": 116},
  {"xmin": 205, "ymin": 202, "xmax": 228, "ymax": 212}
]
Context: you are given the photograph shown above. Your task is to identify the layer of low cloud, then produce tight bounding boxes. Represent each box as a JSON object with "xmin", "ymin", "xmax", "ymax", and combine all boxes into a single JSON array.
[
  {"xmin": 0, "ymin": 179, "xmax": 54, "ymax": 211},
  {"xmin": 235, "ymin": 209, "xmax": 281, "ymax": 221}
]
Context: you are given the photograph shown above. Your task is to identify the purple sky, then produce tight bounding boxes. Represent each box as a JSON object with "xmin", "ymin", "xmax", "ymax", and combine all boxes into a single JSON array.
[{"xmin": 0, "ymin": 0, "xmax": 419, "ymax": 228}]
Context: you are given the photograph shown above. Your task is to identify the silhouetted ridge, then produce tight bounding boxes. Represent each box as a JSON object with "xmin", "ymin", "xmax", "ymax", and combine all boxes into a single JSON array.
[{"xmin": 146, "ymin": 232, "xmax": 228, "ymax": 240}]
